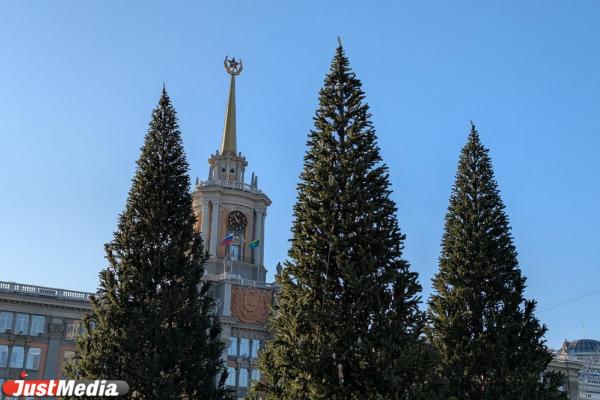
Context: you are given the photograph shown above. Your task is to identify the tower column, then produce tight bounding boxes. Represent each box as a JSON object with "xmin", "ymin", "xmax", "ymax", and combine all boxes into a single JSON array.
[
  {"xmin": 261, "ymin": 212, "xmax": 266, "ymax": 267},
  {"xmin": 201, "ymin": 201, "xmax": 211, "ymax": 243},
  {"xmin": 255, "ymin": 210, "xmax": 266, "ymax": 267},
  {"xmin": 209, "ymin": 201, "xmax": 220, "ymax": 257},
  {"xmin": 252, "ymin": 210, "xmax": 258, "ymax": 265}
]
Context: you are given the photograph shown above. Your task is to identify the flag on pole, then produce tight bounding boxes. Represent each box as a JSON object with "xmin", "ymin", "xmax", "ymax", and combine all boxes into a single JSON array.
[
  {"xmin": 221, "ymin": 233, "xmax": 234, "ymax": 245},
  {"xmin": 249, "ymin": 239, "xmax": 260, "ymax": 249}
]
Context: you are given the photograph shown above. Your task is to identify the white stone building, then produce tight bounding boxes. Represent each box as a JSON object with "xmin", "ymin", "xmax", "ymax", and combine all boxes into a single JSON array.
[{"xmin": 549, "ymin": 339, "xmax": 600, "ymax": 400}]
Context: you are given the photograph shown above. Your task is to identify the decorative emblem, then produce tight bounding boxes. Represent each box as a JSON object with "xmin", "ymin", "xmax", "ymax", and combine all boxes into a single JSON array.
[
  {"xmin": 224, "ymin": 56, "xmax": 243, "ymax": 76},
  {"xmin": 49, "ymin": 321, "xmax": 65, "ymax": 337},
  {"xmin": 231, "ymin": 287, "xmax": 272, "ymax": 324}
]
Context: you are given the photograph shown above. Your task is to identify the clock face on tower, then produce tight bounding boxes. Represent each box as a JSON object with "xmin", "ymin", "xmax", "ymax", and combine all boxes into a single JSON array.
[{"xmin": 228, "ymin": 211, "xmax": 247, "ymax": 232}]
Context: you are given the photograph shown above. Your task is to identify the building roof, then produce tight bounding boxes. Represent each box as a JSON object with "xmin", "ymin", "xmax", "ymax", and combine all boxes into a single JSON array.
[
  {"xmin": 561, "ymin": 339, "xmax": 600, "ymax": 354},
  {"xmin": 0, "ymin": 281, "xmax": 93, "ymax": 303}
]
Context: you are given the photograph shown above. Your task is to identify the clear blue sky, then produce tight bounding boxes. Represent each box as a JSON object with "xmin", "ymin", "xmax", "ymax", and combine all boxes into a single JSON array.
[{"xmin": 0, "ymin": 1, "xmax": 598, "ymax": 349}]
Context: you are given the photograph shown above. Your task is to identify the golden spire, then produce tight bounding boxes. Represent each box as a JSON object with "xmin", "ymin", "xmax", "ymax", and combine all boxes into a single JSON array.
[{"xmin": 221, "ymin": 56, "xmax": 243, "ymax": 155}]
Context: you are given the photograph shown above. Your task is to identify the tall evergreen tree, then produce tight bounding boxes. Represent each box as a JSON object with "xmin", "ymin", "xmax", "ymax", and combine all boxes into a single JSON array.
[
  {"xmin": 427, "ymin": 124, "xmax": 565, "ymax": 400},
  {"xmin": 69, "ymin": 88, "xmax": 227, "ymax": 399},
  {"xmin": 254, "ymin": 42, "xmax": 443, "ymax": 400}
]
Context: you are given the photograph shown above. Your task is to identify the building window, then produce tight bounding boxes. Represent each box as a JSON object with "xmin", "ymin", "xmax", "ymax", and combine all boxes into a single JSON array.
[
  {"xmin": 239, "ymin": 338, "xmax": 249, "ymax": 357},
  {"xmin": 10, "ymin": 346, "xmax": 24, "ymax": 368},
  {"xmin": 66, "ymin": 320, "xmax": 82, "ymax": 340},
  {"xmin": 25, "ymin": 348, "xmax": 41, "ymax": 370},
  {"xmin": 231, "ymin": 244, "xmax": 241, "ymax": 261},
  {"xmin": 62, "ymin": 350, "xmax": 76, "ymax": 377},
  {"xmin": 0, "ymin": 345, "xmax": 8, "ymax": 367},
  {"xmin": 238, "ymin": 368, "xmax": 248, "ymax": 388},
  {"xmin": 251, "ymin": 369, "xmax": 261, "ymax": 383},
  {"xmin": 14, "ymin": 314, "xmax": 29, "ymax": 334},
  {"xmin": 226, "ymin": 367, "xmax": 236, "ymax": 387},
  {"xmin": 0, "ymin": 311, "xmax": 13, "ymax": 332},
  {"xmin": 30, "ymin": 315, "xmax": 45, "ymax": 336},
  {"xmin": 250, "ymin": 339, "xmax": 261, "ymax": 358},
  {"xmin": 63, "ymin": 350, "xmax": 76, "ymax": 365},
  {"xmin": 228, "ymin": 337, "xmax": 238, "ymax": 356}
]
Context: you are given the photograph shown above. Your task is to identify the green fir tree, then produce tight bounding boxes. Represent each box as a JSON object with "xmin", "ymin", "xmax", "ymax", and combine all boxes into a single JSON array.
[
  {"xmin": 68, "ymin": 88, "xmax": 227, "ymax": 399},
  {"xmin": 427, "ymin": 123, "xmax": 565, "ymax": 400},
  {"xmin": 254, "ymin": 42, "xmax": 443, "ymax": 400}
]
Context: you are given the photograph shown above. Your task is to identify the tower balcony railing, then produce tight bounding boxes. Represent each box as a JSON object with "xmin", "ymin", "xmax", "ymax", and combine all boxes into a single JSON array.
[
  {"xmin": 214, "ymin": 254, "xmax": 255, "ymax": 265},
  {"xmin": 203, "ymin": 273, "xmax": 276, "ymax": 290},
  {"xmin": 0, "ymin": 281, "xmax": 93, "ymax": 302},
  {"xmin": 198, "ymin": 179, "xmax": 262, "ymax": 194}
]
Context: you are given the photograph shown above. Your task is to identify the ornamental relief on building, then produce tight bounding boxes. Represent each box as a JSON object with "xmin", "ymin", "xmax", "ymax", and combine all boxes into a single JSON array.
[
  {"xmin": 193, "ymin": 210, "xmax": 202, "ymax": 234},
  {"xmin": 231, "ymin": 286, "xmax": 271, "ymax": 324}
]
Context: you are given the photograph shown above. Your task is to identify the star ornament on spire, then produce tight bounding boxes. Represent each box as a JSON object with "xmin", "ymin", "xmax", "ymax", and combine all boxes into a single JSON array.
[{"xmin": 224, "ymin": 56, "xmax": 243, "ymax": 76}]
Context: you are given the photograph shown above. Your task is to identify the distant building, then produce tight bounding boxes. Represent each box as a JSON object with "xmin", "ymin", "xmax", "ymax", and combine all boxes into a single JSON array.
[
  {"xmin": 0, "ymin": 281, "xmax": 93, "ymax": 391},
  {"xmin": 548, "ymin": 339, "xmax": 600, "ymax": 400},
  {"xmin": 548, "ymin": 351, "xmax": 584, "ymax": 400},
  {"xmin": 0, "ymin": 57, "xmax": 277, "ymax": 400}
]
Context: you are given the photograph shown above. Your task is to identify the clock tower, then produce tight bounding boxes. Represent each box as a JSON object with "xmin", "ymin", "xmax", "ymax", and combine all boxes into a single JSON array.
[
  {"xmin": 192, "ymin": 57, "xmax": 275, "ymax": 398},
  {"xmin": 192, "ymin": 57, "xmax": 271, "ymax": 281}
]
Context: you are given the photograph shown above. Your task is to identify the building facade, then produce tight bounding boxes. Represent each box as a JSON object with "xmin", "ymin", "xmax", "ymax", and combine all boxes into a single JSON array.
[
  {"xmin": 0, "ymin": 281, "xmax": 93, "ymax": 398},
  {"xmin": 0, "ymin": 57, "xmax": 276, "ymax": 400},
  {"xmin": 548, "ymin": 339, "xmax": 600, "ymax": 400}
]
